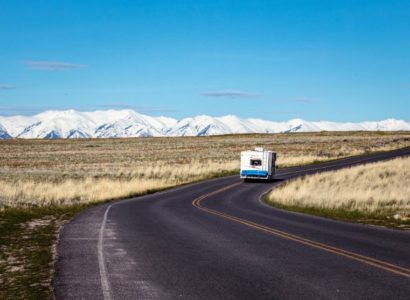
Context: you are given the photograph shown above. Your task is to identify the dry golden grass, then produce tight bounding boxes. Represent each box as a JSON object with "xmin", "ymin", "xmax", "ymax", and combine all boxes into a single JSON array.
[
  {"xmin": 0, "ymin": 161, "xmax": 238, "ymax": 207},
  {"xmin": 1, "ymin": 131, "xmax": 410, "ymax": 208},
  {"xmin": 267, "ymin": 156, "xmax": 410, "ymax": 219}
]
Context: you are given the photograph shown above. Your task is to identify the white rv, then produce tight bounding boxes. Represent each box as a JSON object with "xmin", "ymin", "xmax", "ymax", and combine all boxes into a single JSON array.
[{"xmin": 240, "ymin": 147, "xmax": 276, "ymax": 180}]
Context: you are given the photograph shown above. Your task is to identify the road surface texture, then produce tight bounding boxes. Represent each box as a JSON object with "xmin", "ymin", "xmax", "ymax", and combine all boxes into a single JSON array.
[{"xmin": 54, "ymin": 147, "xmax": 410, "ymax": 299}]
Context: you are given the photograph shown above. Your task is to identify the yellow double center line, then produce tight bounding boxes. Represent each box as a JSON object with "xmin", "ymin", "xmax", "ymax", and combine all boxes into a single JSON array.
[{"xmin": 192, "ymin": 182, "xmax": 410, "ymax": 279}]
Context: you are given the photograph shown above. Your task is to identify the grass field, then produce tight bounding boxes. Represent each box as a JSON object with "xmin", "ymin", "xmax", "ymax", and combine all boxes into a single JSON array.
[
  {"xmin": 266, "ymin": 156, "xmax": 410, "ymax": 229},
  {"xmin": 1, "ymin": 131, "xmax": 410, "ymax": 299},
  {"xmin": 2, "ymin": 131, "xmax": 410, "ymax": 208}
]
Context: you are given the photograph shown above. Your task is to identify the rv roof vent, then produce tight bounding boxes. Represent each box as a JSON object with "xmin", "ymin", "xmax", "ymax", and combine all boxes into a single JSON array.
[{"xmin": 254, "ymin": 147, "xmax": 264, "ymax": 152}]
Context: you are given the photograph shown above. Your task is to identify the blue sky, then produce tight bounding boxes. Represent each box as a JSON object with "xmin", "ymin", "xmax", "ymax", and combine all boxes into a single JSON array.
[{"xmin": 0, "ymin": 0, "xmax": 409, "ymax": 121}]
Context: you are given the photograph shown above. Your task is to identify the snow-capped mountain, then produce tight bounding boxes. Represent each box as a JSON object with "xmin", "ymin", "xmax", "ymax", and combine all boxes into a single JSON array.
[
  {"xmin": 0, "ymin": 123, "xmax": 12, "ymax": 139},
  {"xmin": 0, "ymin": 109, "xmax": 409, "ymax": 139}
]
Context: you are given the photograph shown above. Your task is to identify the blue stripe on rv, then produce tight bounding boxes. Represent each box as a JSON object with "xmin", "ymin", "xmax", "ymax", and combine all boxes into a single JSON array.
[{"xmin": 240, "ymin": 170, "xmax": 269, "ymax": 177}]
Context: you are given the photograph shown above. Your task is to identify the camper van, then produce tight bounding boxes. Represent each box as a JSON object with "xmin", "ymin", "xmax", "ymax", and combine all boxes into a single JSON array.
[{"xmin": 240, "ymin": 147, "xmax": 276, "ymax": 180}]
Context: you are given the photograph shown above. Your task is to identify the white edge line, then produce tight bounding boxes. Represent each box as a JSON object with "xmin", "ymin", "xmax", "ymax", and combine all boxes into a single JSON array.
[{"xmin": 98, "ymin": 204, "xmax": 113, "ymax": 300}]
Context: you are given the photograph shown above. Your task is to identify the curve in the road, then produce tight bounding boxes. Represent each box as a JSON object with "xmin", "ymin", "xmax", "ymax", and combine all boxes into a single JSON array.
[
  {"xmin": 192, "ymin": 183, "xmax": 410, "ymax": 279},
  {"xmin": 54, "ymin": 147, "xmax": 410, "ymax": 300}
]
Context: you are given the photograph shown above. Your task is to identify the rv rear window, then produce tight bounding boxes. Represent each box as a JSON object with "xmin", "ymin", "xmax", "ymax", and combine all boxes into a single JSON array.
[{"xmin": 250, "ymin": 159, "xmax": 262, "ymax": 166}]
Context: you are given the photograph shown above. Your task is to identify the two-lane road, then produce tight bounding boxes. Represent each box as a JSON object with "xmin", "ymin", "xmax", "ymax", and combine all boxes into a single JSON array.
[{"xmin": 54, "ymin": 147, "xmax": 410, "ymax": 299}]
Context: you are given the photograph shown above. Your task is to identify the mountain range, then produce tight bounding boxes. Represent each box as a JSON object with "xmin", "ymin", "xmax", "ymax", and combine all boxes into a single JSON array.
[{"xmin": 0, "ymin": 109, "xmax": 409, "ymax": 139}]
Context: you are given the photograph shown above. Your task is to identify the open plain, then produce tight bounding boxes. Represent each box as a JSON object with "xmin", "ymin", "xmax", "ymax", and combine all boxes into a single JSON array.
[{"xmin": 1, "ymin": 131, "xmax": 410, "ymax": 208}]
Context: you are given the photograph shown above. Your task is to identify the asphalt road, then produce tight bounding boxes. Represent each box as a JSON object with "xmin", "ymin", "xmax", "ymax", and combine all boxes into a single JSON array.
[{"xmin": 54, "ymin": 147, "xmax": 410, "ymax": 300}]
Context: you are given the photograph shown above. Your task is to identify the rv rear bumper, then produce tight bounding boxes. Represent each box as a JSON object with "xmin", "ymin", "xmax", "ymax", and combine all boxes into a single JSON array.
[{"xmin": 240, "ymin": 170, "xmax": 269, "ymax": 178}]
